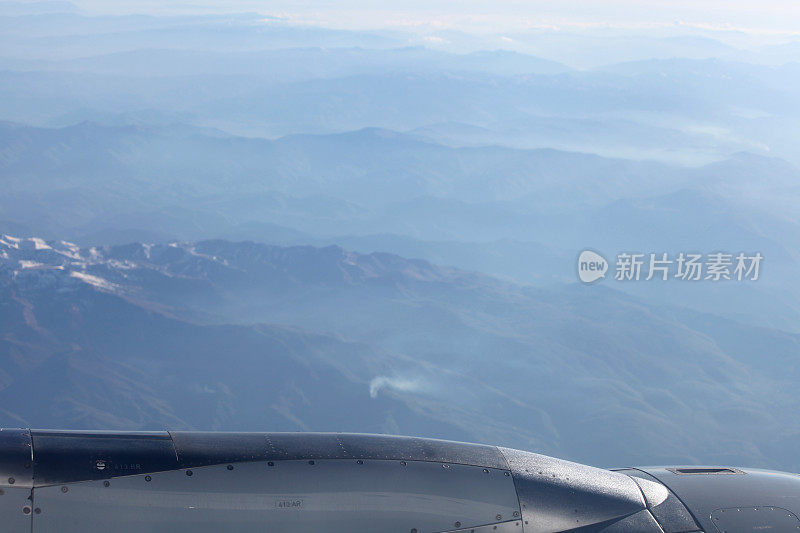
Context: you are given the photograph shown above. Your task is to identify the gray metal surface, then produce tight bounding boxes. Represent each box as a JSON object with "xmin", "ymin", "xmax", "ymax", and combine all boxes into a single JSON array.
[
  {"xmin": 0, "ymin": 429, "xmax": 33, "ymax": 488},
  {"xmin": 499, "ymin": 447, "xmax": 646, "ymax": 533},
  {"xmin": 597, "ymin": 510, "xmax": 665, "ymax": 532},
  {"xmin": 170, "ymin": 431, "xmax": 510, "ymax": 470},
  {"xmin": 32, "ymin": 458, "xmax": 520, "ymax": 533},
  {"xmin": 26, "ymin": 430, "xmax": 510, "ymax": 485},
  {"xmin": 641, "ymin": 467, "xmax": 800, "ymax": 533},
  {"xmin": 616, "ymin": 469, "xmax": 701, "ymax": 532},
  {"xmin": 710, "ymin": 506, "xmax": 800, "ymax": 533},
  {"xmin": 0, "ymin": 486, "xmax": 33, "ymax": 532},
  {"xmin": 0, "ymin": 429, "xmax": 34, "ymax": 533},
  {"xmin": 5, "ymin": 429, "xmax": 800, "ymax": 532},
  {"xmin": 30, "ymin": 430, "xmax": 179, "ymax": 485},
  {"xmin": 630, "ymin": 476, "xmax": 669, "ymax": 508},
  {"xmin": 441, "ymin": 521, "xmax": 524, "ymax": 532}
]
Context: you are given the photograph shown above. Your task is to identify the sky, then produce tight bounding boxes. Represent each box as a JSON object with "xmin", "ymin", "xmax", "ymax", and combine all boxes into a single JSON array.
[{"xmin": 63, "ymin": 0, "xmax": 800, "ymax": 36}]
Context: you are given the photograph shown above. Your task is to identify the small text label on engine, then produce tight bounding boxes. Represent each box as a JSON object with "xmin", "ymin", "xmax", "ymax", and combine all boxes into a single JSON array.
[{"xmin": 275, "ymin": 499, "xmax": 304, "ymax": 510}]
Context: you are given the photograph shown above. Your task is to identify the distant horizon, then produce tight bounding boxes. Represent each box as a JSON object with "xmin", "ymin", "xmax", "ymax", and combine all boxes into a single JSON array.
[
  {"xmin": 64, "ymin": 0, "xmax": 800, "ymax": 36},
  {"xmin": 4, "ymin": 0, "xmax": 800, "ymax": 43}
]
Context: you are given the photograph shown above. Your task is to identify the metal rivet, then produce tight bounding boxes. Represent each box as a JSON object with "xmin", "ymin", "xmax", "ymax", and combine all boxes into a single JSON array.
[
  {"xmin": 400, "ymin": 461, "xmax": 407, "ymax": 466},
  {"xmin": 95, "ymin": 460, "xmax": 106, "ymax": 471},
  {"xmin": 268, "ymin": 461, "xmax": 275, "ymax": 467},
  {"xmin": 60, "ymin": 486, "xmax": 68, "ymax": 493},
  {"xmin": 7, "ymin": 477, "xmax": 14, "ymax": 484},
  {"xmin": 454, "ymin": 521, "xmax": 461, "ymax": 528},
  {"xmin": 186, "ymin": 470, "xmax": 193, "ymax": 477},
  {"xmin": 34, "ymin": 508, "xmax": 41, "ymax": 514},
  {"xmin": 145, "ymin": 475, "xmax": 151, "ymax": 482},
  {"xmin": 308, "ymin": 460, "xmax": 315, "ymax": 465},
  {"xmin": 22, "ymin": 506, "xmax": 31, "ymax": 514},
  {"xmin": 442, "ymin": 464, "xmax": 450, "ymax": 469},
  {"xmin": 513, "ymin": 511, "xmax": 519, "ymax": 517},
  {"xmin": 356, "ymin": 460, "xmax": 363, "ymax": 465},
  {"xmin": 483, "ymin": 468, "xmax": 489, "ymax": 473},
  {"xmin": 227, "ymin": 465, "xmax": 234, "ymax": 471},
  {"xmin": 505, "ymin": 472, "xmax": 511, "ymax": 476},
  {"xmin": 103, "ymin": 481, "xmax": 110, "ymax": 487},
  {"xmin": 496, "ymin": 514, "xmax": 502, "ymax": 520}
]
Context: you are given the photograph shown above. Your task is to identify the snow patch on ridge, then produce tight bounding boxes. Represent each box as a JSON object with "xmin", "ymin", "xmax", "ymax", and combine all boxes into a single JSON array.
[
  {"xmin": 30, "ymin": 237, "xmax": 51, "ymax": 250},
  {"xmin": 0, "ymin": 235, "xmax": 20, "ymax": 249},
  {"xmin": 69, "ymin": 271, "xmax": 117, "ymax": 291}
]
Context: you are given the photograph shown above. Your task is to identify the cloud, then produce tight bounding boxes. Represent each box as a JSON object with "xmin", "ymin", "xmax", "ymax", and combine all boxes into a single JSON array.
[{"xmin": 369, "ymin": 376, "xmax": 426, "ymax": 398}]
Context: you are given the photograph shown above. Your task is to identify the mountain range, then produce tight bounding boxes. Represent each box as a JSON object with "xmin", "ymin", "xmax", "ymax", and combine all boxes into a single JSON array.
[
  {"xmin": 2, "ymin": 235, "xmax": 800, "ymax": 472},
  {"xmin": 2, "ymin": 5, "xmax": 800, "ymax": 476},
  {"xmin": 3, "ymin": 121, "xmax": 800, "ymax": 331}
]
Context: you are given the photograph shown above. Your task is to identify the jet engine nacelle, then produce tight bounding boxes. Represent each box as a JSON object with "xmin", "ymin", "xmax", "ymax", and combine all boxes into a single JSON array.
[{"xmin": 1, "ymin": 429, "xmax": 798, "ymax": 532}]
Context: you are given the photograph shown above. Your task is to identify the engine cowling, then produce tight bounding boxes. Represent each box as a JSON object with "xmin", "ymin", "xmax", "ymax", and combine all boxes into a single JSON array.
[{"xmin": 1, "ymin": 428, "xmax": 799, "ymax": 533}]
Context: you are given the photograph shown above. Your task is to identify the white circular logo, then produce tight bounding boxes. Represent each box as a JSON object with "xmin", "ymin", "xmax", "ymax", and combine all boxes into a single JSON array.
[{"xmin": 577, "ymin": 250, "xmax": 608, "ymax": 283}]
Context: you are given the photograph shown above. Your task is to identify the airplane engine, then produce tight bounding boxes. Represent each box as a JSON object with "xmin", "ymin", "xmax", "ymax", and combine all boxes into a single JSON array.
[{"xmin": 1, "ymin": 429, "xmax": 798, "ymax": 532}]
